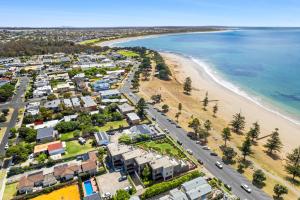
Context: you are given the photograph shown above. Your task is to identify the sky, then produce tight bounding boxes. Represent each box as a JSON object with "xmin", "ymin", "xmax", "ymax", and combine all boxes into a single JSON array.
[{"xmin": 1, "ymin": 0, "xmax": 300, "ymax": 27}]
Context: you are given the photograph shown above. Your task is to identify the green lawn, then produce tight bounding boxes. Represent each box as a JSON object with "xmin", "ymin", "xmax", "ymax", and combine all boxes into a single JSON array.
[
  {"xmin": 63, "ymin": 139, "xmax": 94, "ymax": 158},
  {"xmin": 79, "ymin": 38, "xmax": 102, "ymax": 45},
  {"xmin": 60, "ymin": 131, "xmax": 77, "ymax": 141},
  {"xmin": 3, "ymin": 182, "xmax": 18, "ymax": 200},
  {"xmin": 136, "ymin": 138, "xmax": 186, "ymax": 159},
  {"xmin": 117, "ymin": 50, "xmax": 139, "ymax": 57},
  {"xmin": 98, "ymin": 120, "xmax": 129, "ymax": 132}
]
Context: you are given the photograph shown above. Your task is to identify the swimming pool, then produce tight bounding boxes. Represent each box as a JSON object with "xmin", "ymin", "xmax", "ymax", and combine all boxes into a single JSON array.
[{"xmin": 83, "ymin": 180, "xmax": 94, "ymax": 196}]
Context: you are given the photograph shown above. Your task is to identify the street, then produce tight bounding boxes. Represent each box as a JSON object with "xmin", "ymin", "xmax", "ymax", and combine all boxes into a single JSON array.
[
  {"xmin": 120, "ymin": 64, "xmax": 272, "ymax": 200},
  {"xmin": 0, "ymin": 76, "xmax": 29, "ymax": 156}
]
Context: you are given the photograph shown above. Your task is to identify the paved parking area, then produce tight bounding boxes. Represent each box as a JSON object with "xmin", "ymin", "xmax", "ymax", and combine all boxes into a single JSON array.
[{"xmin": 96, "ymin": 171, "xmax": 130, "ymax": 195}]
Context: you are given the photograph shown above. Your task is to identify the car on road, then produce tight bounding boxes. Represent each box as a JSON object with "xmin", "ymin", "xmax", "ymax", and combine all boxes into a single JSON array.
[
  {"xmin": 215, "ymin": 161, "xmax": 223, "ymax": 169},
  {"xmin": 118, "ymin": 175, "xmax": 127, "ymax": 182},
  {"xmin": 164, "ymin": 129, "xmax": 169, "ymax": 134},
  {"xmin": 224, "ymin": 183, "xmax": 232, "ymax": 191},
  {"xmin": 210, "ymin": 152, "xmax": 218, "ymax": 156},
  {"xmin": 124, "ymin": 186, "xmax": 132, "ymax": 192},
  {"xmin": 241, "ymin": 184, "xmax": 252, "ymax": 193},
  {"xmin": 4, "ymin": 143, "xmax": 9, "ymax": 150},
  {"xmin": 177, "ymin": 140, "xmax": 182, "ymax": 145},
  {"xmin": 197, "ymin": 158, "xmax": 203, "ymax": 165},
  {"xmin": 187, "ymin": 149, "xmax": 193, "ymax": 155},
  {"xmin": 203, "ymin": 146, "xmax": 210, "ymax": 150}
]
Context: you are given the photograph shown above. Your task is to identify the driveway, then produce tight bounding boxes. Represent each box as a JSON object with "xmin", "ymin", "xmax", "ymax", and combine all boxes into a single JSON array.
[{"xmin": 96, "ymin": 171, "xmax": 130, "ymax": 195}]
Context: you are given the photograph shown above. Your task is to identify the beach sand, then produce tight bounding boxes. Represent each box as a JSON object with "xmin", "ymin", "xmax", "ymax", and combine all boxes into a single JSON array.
[
  {"xmin": 136, "ymin": 52, "xmax": 300, "ymax": 198},
  {"xmin": 161, "ymin": 52, "xmax": 300, "ymax": 154}
]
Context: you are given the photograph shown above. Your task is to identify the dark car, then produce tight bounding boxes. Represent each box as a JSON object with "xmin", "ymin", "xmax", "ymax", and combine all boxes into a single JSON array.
[
  {"xmin": 224, "ymin": 184, "xmax": 232, "ymax": 191},
  {"xmin": 197, "ymin": 159, "xmax": 203, "ymax": 165},
  {"xmin": 177, "ymin": 140, "xmax": 183, "ymax": 145},
  {"xmin": 210, "ymin": 152, "xmax": 218, "ymax": 156}
]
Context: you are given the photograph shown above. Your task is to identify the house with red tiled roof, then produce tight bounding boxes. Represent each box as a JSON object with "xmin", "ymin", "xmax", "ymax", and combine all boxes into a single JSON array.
[{"xmin": 48, "ymin": 142, "xmax": 65, "ymax": 156}]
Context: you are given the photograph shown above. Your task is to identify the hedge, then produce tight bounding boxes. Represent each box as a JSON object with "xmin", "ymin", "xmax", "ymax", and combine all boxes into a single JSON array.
[{"xmin": 140, "ymin": 170, "xmax": 202, "ymax": 200}]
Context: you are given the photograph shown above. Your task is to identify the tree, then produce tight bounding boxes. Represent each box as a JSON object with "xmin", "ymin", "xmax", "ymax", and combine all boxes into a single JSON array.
[
  {"xmin": 18, "ymin": 127, "xmax": 37, "ymax": 143},
  {"xmin": 252, "ymin": 169, "xmax": 266, "ymax": 187},
  {"xmin": 203, "ymin": 120, "xmax": 212, "ymax": 143},
  {"xmin": 247, "ymin": 122, "xmax": 260, "ymax": 142},
  {"xmin": 115, "ymin": 189, "xmax": 130, "ymax": 200},
  {"xmin": 136, "ymin": 98, "xmax": 148, "ymax": 119},
  {"xmin": 273, "ymin": 184, "xmax": 288, "ymax": 199},
  {"xmin": 175, "ymin": 112, "xmax": 180, "ymax": 123},
  {"xmin": 203, "ymin": 92, "xmax": 209, "ymax": 110},
  {"xmin": 142, "ymin": 164, "xmax": 151, "ymax": 181},
  {"xmin": 63, "ymin": 92, "xmax": 72, "ymax": 98},
  {"xmin": 98, "ymin": 147, "xmax": 106, "ymax": 162},
  {"xmin": 36, "ymin": 153, "xmax": 48, "ymax": 164},
  {"xmin": 162, "ymin": 104, "xmax": 169, "ymax": 113},
  {"xmin": 178, "ymin": 103, "xmax": 182, "ymax": 113},
  {"xmin": 222, "ymin": 127, "xmax": 231, "ymax": 147},
  {"xmin": 222, "ymin": 147, "xmax": 237, "ymax": 163},
  {"xmin": 1, "ymin": 108, "xmax": 9, "ymax": 116},
  {"xmin": 285, "ymin": 146, "xmax": 300, "ymax": 181},
  {"xmin": 241, "ymin": 137, "xmax": 252, "ymax": 160},
  {"xmin": 213, "ymin": 103, "xmax": 218, "ymax": 117},
  {"xmin": 264, "ymin": 128, "xmax": 282, "ymax": 155},
  {"xmin": 230, "ymin": 112, "xmax": 246, "ymax": 134},
  {"xmin": 47, "ymin": 94, "xmax": 57, "ymax": 101},
  {"xmin": 151, "ymin": 94, "xmax": 162, "ymax": 104},
  {"xmin": 39, "ymin": 107, "xmax": 54, "ymax": 121},
  {"xmin": 0, "ymin": 115, "xmax": 6, "ymax": 123},
  {"xmin": 188, "ymin": 118, "xmax": 201, "ymax": 138},
  {"xmin": 183, "ymin": 77, "xmax": 192, "ymax": 95}
]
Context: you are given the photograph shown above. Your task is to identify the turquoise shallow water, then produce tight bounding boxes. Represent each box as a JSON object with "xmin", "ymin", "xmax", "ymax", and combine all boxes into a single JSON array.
[{"xmin": 116, "ymin": 28, "xmax": 300, "ymax": 124}]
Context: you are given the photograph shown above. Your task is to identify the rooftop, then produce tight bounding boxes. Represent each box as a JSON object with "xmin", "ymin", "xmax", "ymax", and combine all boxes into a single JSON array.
[{"xmin": 107, "ymin": 143, "xmax": 131, "ymax": 157}]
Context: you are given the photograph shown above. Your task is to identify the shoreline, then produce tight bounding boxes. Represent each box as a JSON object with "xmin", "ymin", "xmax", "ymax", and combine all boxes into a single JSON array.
[
  {"xmin": 97, "ymin": 29, "xmax": 233, "ymax": 47},
  {"xmin": 160, "ymin": 52, "xmax": 300, "ymax": 154}
]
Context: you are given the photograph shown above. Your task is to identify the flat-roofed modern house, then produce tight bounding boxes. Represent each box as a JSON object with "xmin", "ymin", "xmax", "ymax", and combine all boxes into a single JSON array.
[
  {"xmin": 71, "ymin": 97, "xmax": 81, "ymax": 110},
  {"xmin": 149, "ymin": 157, "xmax": 175, "ymax": 181},
  {"xmin": 181, "ymin": 177, "xmax": 212, "ymax": 200},
  {"xmin": 44, "ymin": 99, "xmax": 61, "ymax": 111},
  {"xmin": 107, "ymin": 143, "xmax": 131, "ymax": 168},
  {"xmin": 36, "ymin": 127, "xmax": 57, "ymax": 143},
  {"xmin": 81, "ymin": 96, "xmax": 97, "ymax": 111},
  {"xmin": 99, "ymin": 89, "xmax": 120, "ymax": 99},
  {"xmin": 93, "ymin": 81, "xmax": 110, "ymax": 92},
  {"xmin": 117, "ymin": 103, "xmax": 135, "ymax": 114},
  {"xmin": 126, "ymin": 112, "xmax": 141, "ymax": 125},
  {"xmin": 63, "ymin": 99, "xmax": 73, "ymax": 108},
  {"xmin": 94, "ymin": 132, "xmax": 110, "ymax": 146},
  {"xmin": 122, "ymin": 149, "xmax": 144, "ymax": 173}
]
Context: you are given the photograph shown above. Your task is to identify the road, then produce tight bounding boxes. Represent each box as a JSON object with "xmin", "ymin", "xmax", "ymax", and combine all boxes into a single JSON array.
[
  {"xmin": 120, "ymin": 64, "xmax": 272, "ymax": 200},
  {"xmin": 0, "ymin": 76, "xmax": 29, "ymax": 156}
]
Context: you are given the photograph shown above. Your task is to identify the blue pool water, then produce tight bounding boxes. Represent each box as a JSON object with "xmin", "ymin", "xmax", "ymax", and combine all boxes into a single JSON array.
[
  {"xmin": 84, "ymin": 180, "xmax": 94, "ymax": 196},
  {"xmin": 116, "ymin": 28, "xmax": 300, "ymax": 124}
]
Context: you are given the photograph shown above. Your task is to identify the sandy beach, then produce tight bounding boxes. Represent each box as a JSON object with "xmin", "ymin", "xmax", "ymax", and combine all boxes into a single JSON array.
[{"xmin": 162, "ymin": 52, "xmax": 300, "ymax": 154}]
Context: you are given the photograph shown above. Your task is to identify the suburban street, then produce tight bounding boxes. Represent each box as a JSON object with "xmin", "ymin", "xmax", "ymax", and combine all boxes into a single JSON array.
[
  {"xmin": 120, "ymin": 64, "xmax": 272, "ymax": 200},
  {"xmin": 0, "ymin": 76, "xmax": 29, "ymax": 156}
]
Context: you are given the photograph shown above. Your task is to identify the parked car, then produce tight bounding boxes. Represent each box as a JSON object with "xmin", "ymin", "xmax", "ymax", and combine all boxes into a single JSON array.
[
  {"xmin": 124, "ymin": 186, "xmax": 132, "ymax": 192},
  {"xmin": 197, "ymin": 159, "xmax": 203, "ymax": 165},
  {"xmin": 177, "ymin": 140, "xmax": 183, "ymax": 145},
  {"xmin": 4, "ymin": 143, "xmax": 9, "ymax": 150},
  {"xmin": 215, "ymin": 161, "xmax": 223, "ymax": 169},
  {"xmin": 210, "ymin": 152, "xmax": 218, "ymax": 156},
  {"xmin": 118, "ymin": 175, "xmax": 127, "ymax": 182},
  {"xmin": 187, "ymin": 149, "xmax": 193, "ymax": 155},
  {"xmin": 224, "ymin": 184, "xmax": 232, "ymax": 191},
  {"xmin": 241, "ymin": 184, "xmax": 252, "ymax": 193},
  {"xmin": 203, "ymin": 146, "xmax": 210, "ymax": 150}
]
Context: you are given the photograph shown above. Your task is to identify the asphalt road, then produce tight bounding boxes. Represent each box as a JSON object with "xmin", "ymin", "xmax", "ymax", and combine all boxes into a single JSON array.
[
  {"xmin": 120, "ymin": 64, "xmax": 272, "ymax": 200},
  {"xmin": 0, "ymin": 76, "xmax": 29, "ymax": 156}
]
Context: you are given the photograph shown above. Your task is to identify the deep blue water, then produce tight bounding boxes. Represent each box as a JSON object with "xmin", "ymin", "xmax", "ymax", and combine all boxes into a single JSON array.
[{"xmin": 116, "ymin": 29, "xmax": 300, "ymax": 123}]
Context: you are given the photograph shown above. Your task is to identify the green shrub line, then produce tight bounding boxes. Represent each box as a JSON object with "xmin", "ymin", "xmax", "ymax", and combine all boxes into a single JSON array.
[{"xmin": 140, "ymin": 170, "xmax": 203, "ymax": 200}]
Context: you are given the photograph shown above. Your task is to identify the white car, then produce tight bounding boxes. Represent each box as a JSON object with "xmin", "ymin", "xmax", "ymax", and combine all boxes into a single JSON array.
[
  {"xmin": 241, "ymin": 184, "xmax": 252, "ymax": 193},
  {"xmin": 215, "ymin": 161, "xmax": 223, "ymax": 169},
  {"xmin": 187, "ymin": 149, "xmax": 193, "ymax": 155},
  {"xmin": 4, "ymin": 143, "xmax": 9, "ymax": 150},
  {"xmin": 203, "ymin": 146, "xmax": 210, "ymax": 150}
]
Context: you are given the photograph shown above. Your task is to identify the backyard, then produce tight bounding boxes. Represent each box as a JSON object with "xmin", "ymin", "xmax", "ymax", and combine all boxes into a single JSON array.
[
  {"xmin": 60, "ymin": 130, "xmax": 79, "ymax": 141},
  {"xmin": 98, "ymin": 119, "xmax": 129, "ymax": 132},
  {"xmin": 136, "ymin": 138, "xmax": 186, "ymax": 159},
  {"xmin": 63, "ymin": 139, "xmax": 94, "ymax": 158},
  {"xmin": 3, "ymin": 182, "xmax": 17, "ymax": 200},
  {"xmin": 32, "ymin": 184, "xmax": 80, "ymax": 200}
]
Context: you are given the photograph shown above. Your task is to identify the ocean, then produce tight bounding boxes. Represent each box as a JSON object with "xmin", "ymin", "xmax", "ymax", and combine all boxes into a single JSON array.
[{"xmin": 115, "ymin": 28, "xmax": 300, "ymax": 125}]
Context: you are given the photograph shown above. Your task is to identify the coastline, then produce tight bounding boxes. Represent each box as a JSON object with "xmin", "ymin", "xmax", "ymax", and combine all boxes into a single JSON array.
[{"xmin": 161, "ymin": 52, "xmax": 300, "ymax": 154}]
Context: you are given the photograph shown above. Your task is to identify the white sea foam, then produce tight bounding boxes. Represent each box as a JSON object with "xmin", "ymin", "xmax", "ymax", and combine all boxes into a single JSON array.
[{"xmin": 189, "ymin": 56, "xmax": 300, "ymax": 126}]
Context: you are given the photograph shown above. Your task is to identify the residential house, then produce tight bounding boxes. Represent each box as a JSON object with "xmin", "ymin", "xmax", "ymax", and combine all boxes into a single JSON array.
[
  {"xmin": 63, "ymin": 99, "xmax": 73, "ymax": 108},
  {"xmin": 149, "ymin": 157, "xmax": 176, "ymax": 181},
  {"xmin": 81, "ymin": 96, "xmax": 97, "ymax": 111},
  {"xmin": 99, "ymin": 89, "xmax": 120, "ymax": 99},
  {"xmin": 181, "ymin": 177, "xmax": 212, "ymax": 200},
  {"xmin": 44, "ymin": 99, "xmax": 61, "ymax": 111},
  {"xmin": 71, "ymin": 97, "xmax": 81, "ymax": 110},
  {"xmin": 81, "ymin": 160, "xmax": 97, "ymax": 176},
  {"xmin": 107, "ymin": 143, "xmax": 131, "ymax": 168},
  {"xmin": 34, "ymin": 141, "xmax": 65, "ymax": 156},
  {"xmin": 93, "ymin": 81, "xmax": 110, "ymax": 92},
  {"xmin": 94, "ymin": 132, "xmax": 110, "ymax": 146},
  {"xmin": 126, "ymin": 112, "xmax": 140, "ymax": 125},
  {"xmin": 122, "ymin": 149, "xmax": 144, "ymax": 173},
  {"xmin": 42, "ymin": 173, "xmax": 57, "ymax": 187},
  {"xmin": 117, "ymin": 103, "xmax": 135, "ymax": 114},
  {"xmin": 53, "ymin": 82, "xmax": 75, "ymax": 93},
  {"xmin": 54, "ymin": 164, "xmax": 81, "ymax": 181},
  {"xmin": 18, "ymin": 171, "xmax": 44, "ymax": 194},
  {"xmin": 36, "ymin": 127, "xmax": 57, "ymax": 143}
]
